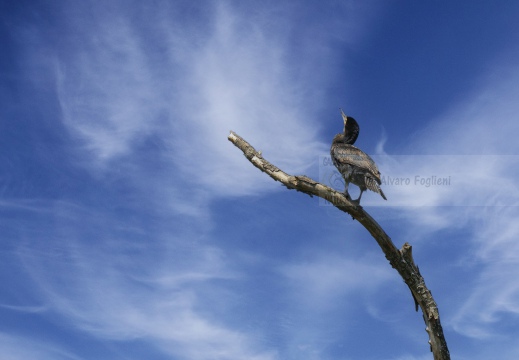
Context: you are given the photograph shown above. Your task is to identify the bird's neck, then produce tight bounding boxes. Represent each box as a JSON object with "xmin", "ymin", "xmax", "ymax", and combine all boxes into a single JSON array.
[{"xmin": 333, "ymin": 133, "xmax": 356, "ymax": 145}]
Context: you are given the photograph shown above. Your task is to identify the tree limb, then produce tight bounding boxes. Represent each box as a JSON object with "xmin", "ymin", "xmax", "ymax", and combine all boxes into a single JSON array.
[{"xmin": 228, "ymin": 131, "xmax": 450, "ymax": 360}]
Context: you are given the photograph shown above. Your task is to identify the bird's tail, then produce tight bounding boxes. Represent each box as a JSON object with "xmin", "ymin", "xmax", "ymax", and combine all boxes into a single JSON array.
[
  {"xmin": 366, "ymin": 176, "xmax": 387, "ymax": 200},
  {"xmin": 378, "ymin": 187, "xmax": 387, "ymax": 201}
]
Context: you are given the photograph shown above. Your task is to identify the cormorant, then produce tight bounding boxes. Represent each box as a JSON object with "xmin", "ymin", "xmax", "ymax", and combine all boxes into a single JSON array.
[{"xmin": 330, "ymin": 109, "xmax": 386, "ymax": 204}]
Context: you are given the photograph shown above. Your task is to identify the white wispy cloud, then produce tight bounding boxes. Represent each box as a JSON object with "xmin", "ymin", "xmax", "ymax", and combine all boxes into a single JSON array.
[
  {"xmin": 0, "ymin": 333, "xmax": 81, "ymax": 360},
  {"xmin": 280, "ymin": 252, "xmax": 393, "ymax": 311},
  {"xmin": 15, "ymin": 201, "xmax": 276, "ymax": 360},
  {"xmin": 56, "ymin": 15, "xmax": 160, "ymax": 163},
  {"xmin": 52, "ymin": 1, "xmax": 376, "ymax": 200},
  {"xmin": 379, "ymin": 64, "xmax": 519, "ymax": 340},
  {"xmin": 0, "ymin": 303, "xmax": 46, "ymax": 313}
]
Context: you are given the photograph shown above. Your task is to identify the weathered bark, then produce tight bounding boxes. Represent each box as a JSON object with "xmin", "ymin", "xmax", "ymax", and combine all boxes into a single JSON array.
[{"xmin": 228, "ymin": 131, "xmax": 450, "ymax": 360}]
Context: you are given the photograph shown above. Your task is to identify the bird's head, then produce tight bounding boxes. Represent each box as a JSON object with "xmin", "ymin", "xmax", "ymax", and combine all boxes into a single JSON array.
[{"xmin": 340, "ymin": 108, "xmax": 359, "ymax": 145}]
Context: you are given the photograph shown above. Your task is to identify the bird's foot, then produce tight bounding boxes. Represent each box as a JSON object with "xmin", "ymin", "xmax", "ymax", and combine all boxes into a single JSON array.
[{"xmin": 354, "ymin": 191, "xmax": 364, "ymax": 205}]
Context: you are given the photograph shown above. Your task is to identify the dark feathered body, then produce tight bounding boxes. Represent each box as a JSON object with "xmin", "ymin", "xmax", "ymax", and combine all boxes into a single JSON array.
[{"xmin": 331, "ymin": 111, "xmax": 386, "ymax": 203}]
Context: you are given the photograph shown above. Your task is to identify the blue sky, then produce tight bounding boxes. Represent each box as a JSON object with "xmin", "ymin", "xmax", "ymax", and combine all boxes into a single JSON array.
[{"xmin": 2, "ymin": 1, "xmax": 519, "ymax": 359}]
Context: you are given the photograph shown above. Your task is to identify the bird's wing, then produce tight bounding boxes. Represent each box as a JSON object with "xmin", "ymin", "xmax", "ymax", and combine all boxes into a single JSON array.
[{"xmin": 332, "ymin": 144, "xmax": 382, "ymax": 183}]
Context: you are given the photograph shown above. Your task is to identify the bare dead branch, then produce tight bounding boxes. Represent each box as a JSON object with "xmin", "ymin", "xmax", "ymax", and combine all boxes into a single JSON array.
[{"xmin": 228, "ymin": 131, "xmax": 450, "ymax": 360}]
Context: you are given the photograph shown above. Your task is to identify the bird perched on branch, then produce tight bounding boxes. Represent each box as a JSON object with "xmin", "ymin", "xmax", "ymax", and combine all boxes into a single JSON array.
[{"xmin": 330, "ymin": 109, "xmax": 386, "ymax": 204}]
